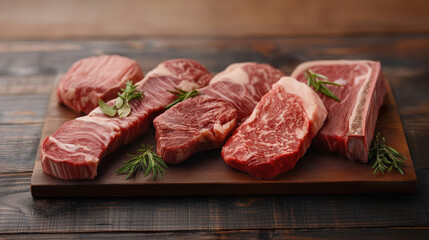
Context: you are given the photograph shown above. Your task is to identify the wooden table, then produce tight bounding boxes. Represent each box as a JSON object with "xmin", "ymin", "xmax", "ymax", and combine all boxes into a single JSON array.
[{"xmin": 1, "ymin": 36, "xmax": 428, "ymax": 239}]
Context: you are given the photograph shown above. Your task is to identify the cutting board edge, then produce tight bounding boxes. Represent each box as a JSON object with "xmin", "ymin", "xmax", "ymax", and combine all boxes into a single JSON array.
[{"xmin": 31, "ymin": 179, "xmax": 418, "ymax": 198}]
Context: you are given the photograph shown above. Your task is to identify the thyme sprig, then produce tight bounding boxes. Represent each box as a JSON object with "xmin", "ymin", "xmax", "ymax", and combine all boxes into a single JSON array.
[
  {"xmin": 165, "ymin": 88, "xmax": 202, "ymax": 109},
  {"xmin": 305, "ymin": 69, "xmax": 342, "ymax": 102},
  {"xmin": 116, "ymin": 145, "xmax": 168, "ymax": 180},
  {"xmin": 99, "ymin": 80, "xmax": 143, "ymax": 118},
  {"xmin": 369, "ymin": 132, "xmax": 407, "ymax": 175}
]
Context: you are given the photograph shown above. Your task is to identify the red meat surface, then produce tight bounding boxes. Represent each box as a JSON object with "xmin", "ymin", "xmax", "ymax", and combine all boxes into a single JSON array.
[
  {"xmin": 222, "ymin": 77, "xmax": 327, "ymax": 179},
  {"xmin": 41, "ymin": 59, "xmax": 212, "ymax": 180},
  {"xmin": 154, "ymin": 63, "xmax": 284, "ymax": 165},
  {"xmin": 57, "ymin": 55, "xmax": 144, "ymax": 114},
  {"xmin": 291, "ymin": 60, "xmax": 385, "ymax": 162}
]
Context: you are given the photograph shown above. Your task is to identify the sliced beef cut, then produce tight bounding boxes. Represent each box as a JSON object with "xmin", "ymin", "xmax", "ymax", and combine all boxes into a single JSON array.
[
  {"xmin": 222, "ymin": 77, "xmax": 327, "ymax": 179},
  {"xmin": 291, "ymin": 60, "xmax": 385, "ymax": 162},
  {"xmin": 209, "ymin": 62, "xmax": 285, "ymax": 101},
  {"xmin": 41, "ymin": 59, "xmax": 212, "ymax": 180},
  {"xmin": 154, "ymin": 96, "xmax": 237, "ymax": 164},
  {"xmin": 57, "ymin": 55, "xmax": 144, "ymax": 114},
  {"xmin": 201, "ymin": 81, "xmax": 259, "ymax": 121},
  {"xmin": 154, "ymin": 62, "xmax": 284, "ymax": 165}
]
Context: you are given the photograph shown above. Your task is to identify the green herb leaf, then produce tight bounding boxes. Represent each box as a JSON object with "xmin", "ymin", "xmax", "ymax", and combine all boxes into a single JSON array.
[
  {"xmin": 118, "ymin": 103, "xmax": 131, "ymax": 119},
  {"xmin": 165, "ymin": 87, "xmax": 202, "ymax": 109},
  {"xmin": 98, "ymin": 80, "xmax": 143, "ymax": 118},
  {"xmin": 122, "ymin": 80, "xmax": 143, "ymax": 102},
  {"xmin": 305, "ymin": 69, "xmax": 342, "ymax": 102},
  {"xmin": 115, "ymin": 97, "xmax": 124, "ymax": 109},
  {"xmin": 369, "ymin": 132, "xmax": 407, "ymax": 175},
  {"xmin": 116, "ymin": 145, "xmax": 168, "ymax": 180},
  {"xmin": 98, "ymin": 99, "xmax": 116, "ymax": 117}
]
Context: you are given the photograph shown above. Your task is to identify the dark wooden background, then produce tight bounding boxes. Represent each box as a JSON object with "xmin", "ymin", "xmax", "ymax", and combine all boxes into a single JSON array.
[{"xmin": 1, "ymin": 0, "xmax": 429, "ymax": 239}]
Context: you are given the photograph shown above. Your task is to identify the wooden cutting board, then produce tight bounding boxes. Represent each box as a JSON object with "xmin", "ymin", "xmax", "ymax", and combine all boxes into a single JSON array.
[{"xmin": 30, "ymin": 78, "xmax": 417, "ymax": 197}]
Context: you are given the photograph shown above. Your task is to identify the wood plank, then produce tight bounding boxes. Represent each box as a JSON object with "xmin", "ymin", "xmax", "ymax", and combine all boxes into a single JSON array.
[
  {"xmin": 2, "ymin": 170, "xmax": 429, "ymax": 233},
  {"xmin": 0, "ymin": 95, "xmax": 49, "ymax": 124},
  {"xmin": 0, "ymin": 124, "xmax": 43, "ymax": 173},
  {"xmin": 0, "ymin": 92, "xmax": 51, "ymax": 173},
  {"xmin": 2, "ymin": 228, "xmax": 429, "ymax": 240},
  {"xmin": 1, "ymin": 0, "xmax": 429, "ymax": 39},
  {"xmin": 0, "ymin": 75, "xmax": 56, "ymax": 95},
  {"xmin": 1, "ymin": 36, "xmax": 429, "ymax": 76},
  {"xmin": 30, "ymin": 76, "xmax": 417, "ymax": 197},
  {"xmin": 386, "ymin": 69, "xmax": 429, "ymax": 169}
]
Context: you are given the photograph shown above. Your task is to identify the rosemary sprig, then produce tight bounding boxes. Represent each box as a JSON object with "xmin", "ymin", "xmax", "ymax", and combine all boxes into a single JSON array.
[
  {"xmin": 369, "ymin": 132, "xmax": 407, "ymax": 175},
  {"xmin": 99, "ymin": 80, "xmax": 143, "ymax": 118},
  {"xmin": 165, "ymin": 87, "xmax": 202, "ymax": 109},
  {"xmin": 116, "ymin": 145, "xmax": 168, "ymax": 180},
  {"xmin": 305, "ymin": 69, "xmax": 342, "ymax": 102}
]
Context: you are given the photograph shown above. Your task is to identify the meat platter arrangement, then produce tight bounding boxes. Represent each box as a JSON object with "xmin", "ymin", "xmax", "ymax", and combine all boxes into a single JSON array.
[{"xmin": 31, "ymin": 55, "xmax": 417, "ymax": 197}]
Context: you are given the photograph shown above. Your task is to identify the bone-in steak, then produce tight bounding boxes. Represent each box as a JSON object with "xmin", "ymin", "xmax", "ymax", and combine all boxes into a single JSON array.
[{"xmin": 291, "ymin": 60, "xmax": 385, "ymax": 162}]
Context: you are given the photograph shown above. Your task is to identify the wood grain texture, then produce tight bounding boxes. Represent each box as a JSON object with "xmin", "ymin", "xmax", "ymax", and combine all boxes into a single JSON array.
[
  {"xmin": 0, "ymin": 36, "xmax": 428, "ymax": 236},
  {"xmin": 2, "ymin": 170, "xmax": 429, "ymax": 233},
  {"xmin": 0, "ymin": 0, "xmax": 429, "ymax": 39},
  {"xmin": 0, "ymin": 124, "xmax": 42, "ymax": 173},
  {"xmin": 0, "ymin": 95, "xmax": 49, "ymax": 124},
  {"xmin": 0, "ymin": 75, "xmax": 56, "ymax": 95},
  {"xmin": 1, "ymin": 36, "xmax": 429, "ymax": 75},
  {"xmin": 2, "ymin": 229, "xmax": 429, "ymax": 240}
]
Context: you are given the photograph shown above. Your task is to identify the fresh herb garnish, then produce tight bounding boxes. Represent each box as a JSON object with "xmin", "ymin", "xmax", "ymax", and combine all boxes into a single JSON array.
[
  {"xmin": 116, "ymin": 145, "xmax": 168, "ymax": 180},
  {"xmin": 165, "ymin": 88, "xmax": 202, "ymax": 109},
  {"xmin": 98, "ymin": 98, "xmax": 116, "ymax": 117},
  {"xmin": 370, "ymin": 132, "xmax": 407, "ymax": 175},
  {"xmin": 305, "ymin": 69, "xmax": 342, "ymax": 102},
  {"xmin": 99, "ymin": 80, "xmax": 143, "ymax": 118}
]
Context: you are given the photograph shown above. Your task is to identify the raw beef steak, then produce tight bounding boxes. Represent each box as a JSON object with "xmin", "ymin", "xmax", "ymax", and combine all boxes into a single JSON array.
[
  {"xmin": 57, "ymin": 55, "xmax": 144, "ymax": 114},
  {"xmin": 201, "ymin": 81, "xmax": 259, "ymax": 121},
  {"xmin": 154, "ymin": 62, "xmax": 284, "ymax": 164},
  {"xmin": 41, "ymin": 59, "xmax": 212, "ymax": 180},
  {"xmin": 209, "ymin": 62, "xmax": 285, "ymax": 101},
  {"xmin": 291, "ymin": 60, "xmax": 385, "ymax": 162},
  {"xmin": 222, "ymin": 77, "xmax": 327, "ymax": 179},
  {"xmin": 154, "ymin": 96, "xmax": 237, "ymax": 164}
]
